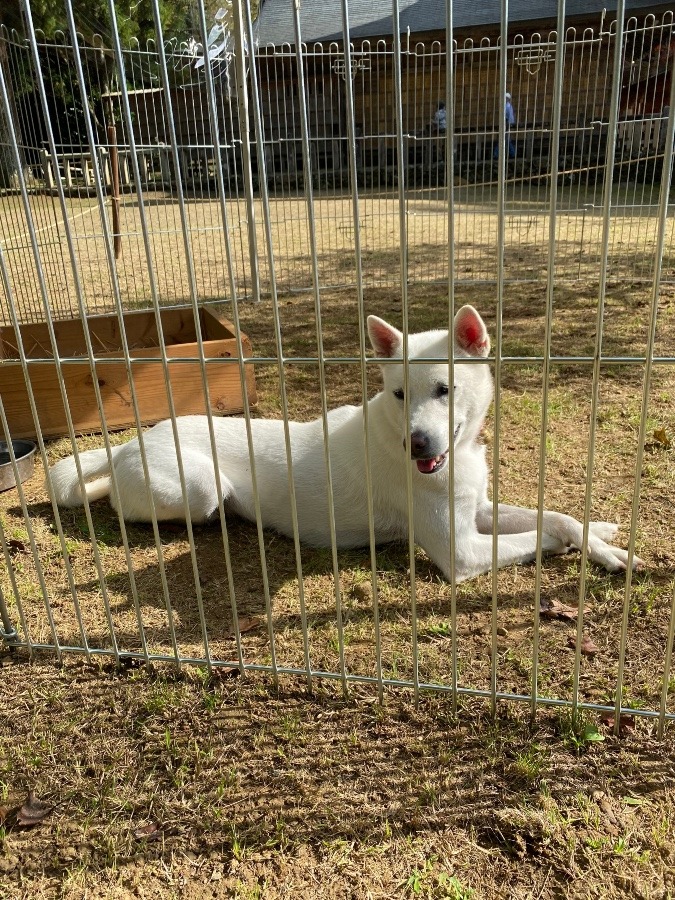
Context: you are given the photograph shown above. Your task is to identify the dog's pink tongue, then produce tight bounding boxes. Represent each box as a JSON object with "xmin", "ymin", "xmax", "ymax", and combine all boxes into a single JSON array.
[{"xmin": 416, "ymin": 458, "xmax": 436, "ymax": 474}]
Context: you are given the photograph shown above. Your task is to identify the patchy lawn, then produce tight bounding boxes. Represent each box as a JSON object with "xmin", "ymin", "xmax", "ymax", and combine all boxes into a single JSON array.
[{"xmin": 1, "ymin": 277, "xmax": 674, "ymax": 898}]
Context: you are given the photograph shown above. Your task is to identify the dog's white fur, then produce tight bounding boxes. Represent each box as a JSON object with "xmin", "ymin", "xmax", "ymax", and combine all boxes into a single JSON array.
[{"xmin": 49, "ymin": 306, "xmax": 642, "ymax": 582}]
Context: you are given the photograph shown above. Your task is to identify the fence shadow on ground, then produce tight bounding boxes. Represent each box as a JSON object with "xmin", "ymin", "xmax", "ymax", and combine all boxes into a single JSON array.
[{"xmin": 9, "ymin": 496, "xmax": 562, "ymax": 649}]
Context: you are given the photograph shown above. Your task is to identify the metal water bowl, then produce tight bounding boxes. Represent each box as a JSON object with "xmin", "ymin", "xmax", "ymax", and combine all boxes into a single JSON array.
[{"xmin": 0, "ymin": 440, "xmax": 37, "ymax": 492}]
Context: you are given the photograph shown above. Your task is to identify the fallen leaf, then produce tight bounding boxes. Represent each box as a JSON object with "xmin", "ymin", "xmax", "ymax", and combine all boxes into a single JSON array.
[
  {"xmin": 211, "ymin": 665, "xmax": 241, "ymax": 680},
  {"xmin": 580, "ymin": 635, "xmax": 600, "ymax": 656},
  {"xmin": 597, "ymin": 797, "xmax": 620, "ymax": 833},
  {"xmin": 653, "ymin": 427, "xmax": 671, "ymax": 449},
  {"xmin": 540, "ymin": 597, "xmax": 579, "ymax": 621},
  {"xmin": 0, "ymin": 805, "xmax": 10, "ymax": 825},
  {"xmin": 15, "ymin": 792, "xmax": 52, "ymax": 827},
  {"xmin": 567, "ymin": 634, "xmax": 599, "ymax": 656},
  {"xmin": 600, "ymin": 712, "xmax": 636, "ymax": 734},
  {"xmin": 231, "ymin": 616, "xmax": 262, "ymax": 637}
]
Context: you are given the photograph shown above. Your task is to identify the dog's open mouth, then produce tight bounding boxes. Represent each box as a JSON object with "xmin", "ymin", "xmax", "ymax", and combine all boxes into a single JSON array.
[
  {"xmin": 416, "ymin": 452, "xmax": 448, "ymax": 475},
  {"xmin": 411, "ymin": 426, "xmax": 459, "ymax": 474}
]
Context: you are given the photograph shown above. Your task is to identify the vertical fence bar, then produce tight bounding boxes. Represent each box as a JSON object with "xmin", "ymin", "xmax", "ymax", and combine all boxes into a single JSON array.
[
  {"xmin": 240, "ymin": 0, "xmax": 313, "ymax": 686},
  {"xmin": 0, "ymin": 504, "xmax": 32, "ymax": 652},
  {"xmin": 391, "ymin": 0, "xmax": 420, "ymax": 705},
  {"xmin": 210, "ymin": 0, "xmax": 281, "ymax": 683},
  {"xmin": 340, "ymin": 0, "xmax": 384, "ymax": 702},
  {"xmin": 152, "ymin": 0, "xmax": 281, "ymax": 676},
  {"xmin": 0, "ymin": 395, "xmax": 62, "ymax": 657},
  {"xmin": 66, "ymin": 6, "xmax": 181, "ymax": 666},
  {"xmin": 0, "ymin": 576, "xmax": 19, "ymax": 649},
  {"xmin": 230, "ymin": 8, "xmax": 260, "ymax": 302},
  {"xmin": 658, "ymin": 584, "xmax": 675, "ymax": 739},
  {"xmin": 101, "ymin": 0, "xmax": 206, "ymax": 669},
  {"xmin": 531, "ymin": 2, "xmax": 567, "ymax": 719},
  {"xmin": 167, "ymin": 2, "xmax": 252, "ymax": 676},
  {"xmin": 0, "ymin": 532, "xmax": 30, "ymax": 651},
  {"xmin": 0, "ymin": 42, "xmax": 98, "ymax": 661},
  {"xmin": 147, "ymin": 0, "xmax": 244, "ymax": 674},
  {"xmin": 613, "ymin": 65, "xmax": 675, "ymax": 731},
  {"xmin": 490, "ymin": 0, "xmax": 509, "ymax": 717},
  {"xmin": 291, "ymin": 0, "xmax": 348, "ymax": 694},
  {"xmin": 0, "ymin": 366, "xmax": 34, "ymax": 659},
  {"xmin": 571, "ymin": 0, "xmax": 626, "ymax": 720},
  {"xmin": 0, "ymin": 524, "xmax": 17, "ymax": 640},
  {"xmin": 445, "ymin": 0, "xmax": 458, "ymax": 713},
  {"xmin": 26, "ymin": 6, "xmax": 152, "ymax": 664}
]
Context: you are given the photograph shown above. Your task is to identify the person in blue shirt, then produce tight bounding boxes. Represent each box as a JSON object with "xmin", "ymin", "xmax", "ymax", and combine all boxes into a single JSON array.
[
  {"xmin": 493, "ymin": 91, "xmax": 516, "ymax": 159},
  {"xmin": 433, "ymin": 101, "xmax": 447, "ymax": 132}
]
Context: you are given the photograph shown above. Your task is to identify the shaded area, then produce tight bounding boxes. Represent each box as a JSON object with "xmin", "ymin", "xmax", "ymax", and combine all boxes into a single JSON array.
[{"xmin": 1, "ymin": 662, "xmax": 675, "ymax": 898}]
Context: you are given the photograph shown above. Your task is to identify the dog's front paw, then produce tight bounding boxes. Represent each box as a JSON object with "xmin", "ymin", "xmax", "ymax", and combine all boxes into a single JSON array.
[
  {"xmin": 587, "ymin": 538, "xmax": 645, "ymax": 575},
  {"xmin": 603, "ymin": 545, "xmax": 645, "ymax": 573}
]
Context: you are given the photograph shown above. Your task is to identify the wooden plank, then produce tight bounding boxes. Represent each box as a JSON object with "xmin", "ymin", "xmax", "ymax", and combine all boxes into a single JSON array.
[
  {"xmin": 0, "ymin": 311, "xmax": 256, "ymax": 439},
  {"xmin": 201, "ymin": 305, "xmax": 236, "ymax": 341},
  {"xmin": 0, "ymin": 309, "xmax": 202, "ymax": 359},
  {"xmin": 1, "ymin": 349, "xmax": 254, "ymax": 439}
]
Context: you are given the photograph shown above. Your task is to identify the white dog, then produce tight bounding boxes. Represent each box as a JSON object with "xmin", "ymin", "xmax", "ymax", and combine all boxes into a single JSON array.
[{"xmin": 49, "ymin": 305, "xmax": 642, "ymax": 582}]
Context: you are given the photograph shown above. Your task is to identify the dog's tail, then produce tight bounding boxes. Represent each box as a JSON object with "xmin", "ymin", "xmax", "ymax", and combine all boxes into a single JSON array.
[{"xmin": 48, "ymin": 447, "xmax": 120, "ymax": 507}]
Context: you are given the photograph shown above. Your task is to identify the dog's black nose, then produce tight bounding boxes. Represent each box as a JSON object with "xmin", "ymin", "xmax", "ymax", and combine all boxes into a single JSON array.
[{"xmin": 408, "ymin": 431, "xmax": 431, "ymax": 457}]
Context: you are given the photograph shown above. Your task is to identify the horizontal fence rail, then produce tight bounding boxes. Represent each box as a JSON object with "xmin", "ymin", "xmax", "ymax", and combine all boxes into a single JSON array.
[{"xmin": 0, "ymin": 0, "xmax": 674, "ymax": 734}]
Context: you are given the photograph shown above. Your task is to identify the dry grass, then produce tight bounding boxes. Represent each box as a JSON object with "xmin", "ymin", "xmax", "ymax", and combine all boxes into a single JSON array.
[
  {"xmin": 1, "ymin": 263, "xmax": 675, "ymax": 896},
  {"xmin": 2, "ymin": 184, "xmax": 673, "ymax": 325},
  {"xmin": 3, "ymin": 664, "xmax": 675, "ymax": 899}
]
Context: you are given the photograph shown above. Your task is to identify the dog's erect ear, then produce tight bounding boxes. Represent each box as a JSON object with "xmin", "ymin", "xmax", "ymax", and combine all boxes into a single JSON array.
[
  {"xmin": 454, "ymin": 305, "xmax": 490, "ymax": 358},
  {"xmin": 367, "ymin": 316, "xmax": 403, "ymax": 358}
]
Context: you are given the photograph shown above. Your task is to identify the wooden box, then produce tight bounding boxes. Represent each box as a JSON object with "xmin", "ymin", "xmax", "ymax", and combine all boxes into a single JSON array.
[{"xmin": 0, "ymin": 305, "xmax": 257, "ymax": 439}]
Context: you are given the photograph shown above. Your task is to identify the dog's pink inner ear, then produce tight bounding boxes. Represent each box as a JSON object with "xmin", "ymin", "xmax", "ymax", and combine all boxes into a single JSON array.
[
  {"xmin": 368, "ymin": 317, "xmax": 401, "ymax": 358},
  {"xmin": 455, "ymin": 306, "xmax": 490, "ymax": 357}
]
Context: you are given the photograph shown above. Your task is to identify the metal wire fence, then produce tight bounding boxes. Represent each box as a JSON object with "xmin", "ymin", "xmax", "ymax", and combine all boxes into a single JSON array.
[
  {"xmin": 2, "ymin": 11, "xmax": 675, "ymax": 322},
  {"xmin": 1, "ymin": 0, "xmax": 675, "ymax": 733}
]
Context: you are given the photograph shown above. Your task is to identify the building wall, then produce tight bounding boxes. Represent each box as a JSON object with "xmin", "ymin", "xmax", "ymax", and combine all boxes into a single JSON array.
[{"xmin": 114, "ymin": 10, "xmax": 673, "ymax": 170}]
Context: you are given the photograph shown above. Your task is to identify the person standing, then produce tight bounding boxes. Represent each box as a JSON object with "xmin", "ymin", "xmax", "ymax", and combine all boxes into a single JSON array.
[
  {"xmin": 433, "ymin": 100, "xmax": 447, "ymax": 133},
  {"xmin": 494, "ymin": 91, "xmax": 516, "ymax": 159}
]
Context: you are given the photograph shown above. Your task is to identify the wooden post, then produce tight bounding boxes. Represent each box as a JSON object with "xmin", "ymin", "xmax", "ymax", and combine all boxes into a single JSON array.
[
  {"xmin": 40, "ymin": 148, "xmax": 55, "ymax": 188},
  {"xmin": 107, "ymin": 123, "xmax": 121, "ymax": 259}
]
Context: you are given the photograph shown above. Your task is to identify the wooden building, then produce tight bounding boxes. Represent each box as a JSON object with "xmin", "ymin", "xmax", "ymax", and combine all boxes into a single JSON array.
[
  {"xmin": 252, "ymin": 0, "xmax": 675, "ymax": 185},
  {"xmin": 102, "ymin": 0, "xmax": 675, "ymax": 192}
]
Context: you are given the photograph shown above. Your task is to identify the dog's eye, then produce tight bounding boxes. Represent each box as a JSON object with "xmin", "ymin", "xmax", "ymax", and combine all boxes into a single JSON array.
[
  {"xmin": 436, "ymin": 384, "xmax": 449, "ymax": 397},
  {"xmin": 393, "ymin": 389, "xmax": 404, "ymax": 401}
]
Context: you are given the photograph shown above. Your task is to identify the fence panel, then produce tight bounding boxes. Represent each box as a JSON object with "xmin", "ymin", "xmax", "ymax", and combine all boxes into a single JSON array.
[
  {"xmin": 2, "ymin": 17, "xmax": 675, "ymax": 321},
  {"xmin": 0, "ymin": 1, "xmax": 674, "ymax": 730}
]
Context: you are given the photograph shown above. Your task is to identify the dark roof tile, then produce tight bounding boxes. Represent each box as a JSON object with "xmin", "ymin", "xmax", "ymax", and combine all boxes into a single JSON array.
[{"xmin": 256, "ymin": 0, "xmax": 665, "ymax": 46}]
